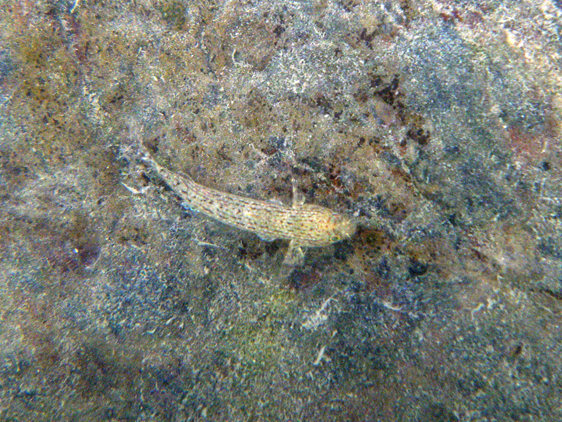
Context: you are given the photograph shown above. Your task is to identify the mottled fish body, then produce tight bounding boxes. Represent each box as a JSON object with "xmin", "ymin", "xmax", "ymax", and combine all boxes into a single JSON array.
[{"xmin": 144, "ymin": 153, "xmax": 356, "ymax": 265}]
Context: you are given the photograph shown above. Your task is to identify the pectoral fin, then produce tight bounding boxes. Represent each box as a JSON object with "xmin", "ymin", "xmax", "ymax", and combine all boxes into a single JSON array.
[
  {"xmin": 291, "ymin": 178, "xmax": 305, "ymax": 208},
  {"xmin": 283, "ymin": 240, "xmax": 305, "ymax": 267}
]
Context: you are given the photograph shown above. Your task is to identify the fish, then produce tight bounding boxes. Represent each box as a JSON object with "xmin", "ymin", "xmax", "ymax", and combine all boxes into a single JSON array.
[{"xmin": 141, "ymin": 150, "xmax": 356, "ymax": 266}]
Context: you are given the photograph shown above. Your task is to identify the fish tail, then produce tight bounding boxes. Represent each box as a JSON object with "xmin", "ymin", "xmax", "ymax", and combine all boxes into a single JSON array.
[
  {"xmin": 137, "ymin": 141, "xmax": 156, "ymax": 166},
  {"xmin": 138, "ymin": 141, "xmax": 196, "ymax": 186}
]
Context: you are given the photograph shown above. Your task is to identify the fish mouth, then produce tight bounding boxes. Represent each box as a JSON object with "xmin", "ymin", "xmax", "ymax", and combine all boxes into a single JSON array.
[
  {"xmin": 341, "ymin": 219, "xmax": 357, "ymax": 238},
  {"xmin": 332, "ymin": 217, "xmax": 357, "ymax": 241}
]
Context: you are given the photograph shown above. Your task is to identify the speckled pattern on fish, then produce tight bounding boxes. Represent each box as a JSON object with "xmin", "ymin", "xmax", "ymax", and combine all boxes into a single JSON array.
[{"xmin": 142, "ymin": 151, "xmax": 356, "ymax": 265}]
